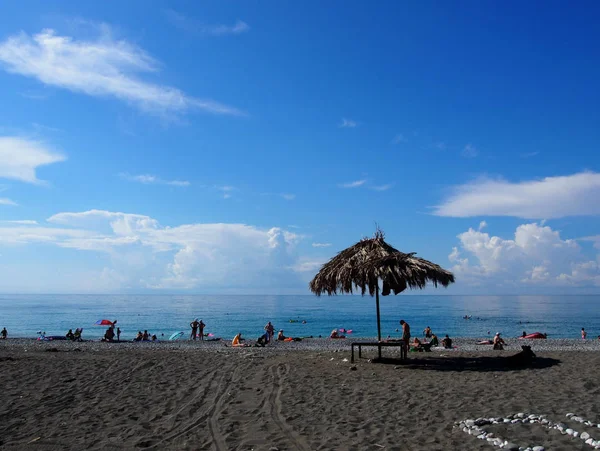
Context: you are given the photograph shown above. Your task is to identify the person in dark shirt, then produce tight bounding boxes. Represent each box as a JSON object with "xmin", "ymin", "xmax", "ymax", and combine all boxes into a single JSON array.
[{"xmin": 442, "ymin": 334, "xmax": 453, "ymax": 349}]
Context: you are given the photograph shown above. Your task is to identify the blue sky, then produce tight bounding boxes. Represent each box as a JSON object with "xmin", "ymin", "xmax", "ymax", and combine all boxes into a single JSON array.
[{"xmin": 0, "ymin": 1, "xmax": 599, "ymax": 294}]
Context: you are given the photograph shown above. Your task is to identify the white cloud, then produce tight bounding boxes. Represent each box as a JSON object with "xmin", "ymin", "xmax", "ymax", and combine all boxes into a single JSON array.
[
  {"xmin": 0, "ymin": 220, "xmax": 37, "ymax": 224},
  {"xmin": 339, "ymin": 118, "xmax": 357, "ymax": 128},
  {"xmin": 280, "ymin": 193, "xmax": 295, "ymax": 201},
  {"xmin": 0, "ymin": 209, "xmax": 312, "ymax": 291},
  {"xmin": 166, "ymin": 10, "xmax": 250, "ymax": 36},
  {"xmin": 0, "ymin": 224, "xmax": 95, "ymax": 245},
  {"xmin": 0, "ymin": 198, "xmax": 18, "ymax": 206},
  {"xmin": 392, "ymin": 134, "xmax": 406, "ymax": 144},
  {"xmin": 0, "ymin": 136, "xmax": 66, "ymax": 184},
  {"xmin": 216, "ymin": 185, "xmax": 235, "ymax": 199},
  {"xmin": 450, "ymin": 222, "xmax": 600, "ymax": 289},
  {"xmin": 339, "ymin": 179, "xmax": 366, "ymax": 188},
  {"xmin": 478, "ymin": 221, "xmax": 487, "ymax": 231},
  {"xmin": 312, "ymin": 242, "xmax": 331, "ymax": 248},
  {"xmin": 520, "ymin": 151, "xmax": 540, "ymax": 158},
  {"xmin": 119, "ymin": 173, "xmax": 190, "ymax": 187},
  {"xmin": 371, "ymin": 183, "xmax": 394, "ymax": 191},
  {"xmin": 462, "ymin": 143, "xmax": 478, "ymax": 158},
  {"xmin": 0, "ymin": 28, "xmax": 242, "ymax": 116},
  {"xmin": 291, "ymin": 259, "xmax": 326, "ymax": 273},
  {"xmin": 433, "ymin": 172, "xmax": 600, "ymax": 219},
  {"xmin": 199, "ymin": 21, "xmax": 249, "ymax": 36}
]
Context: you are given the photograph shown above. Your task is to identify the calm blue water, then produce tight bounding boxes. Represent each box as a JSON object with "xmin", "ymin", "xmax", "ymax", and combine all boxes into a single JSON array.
[{"xmin": 0, "ymin": 294, "xmax": 599, "ymax": 341}]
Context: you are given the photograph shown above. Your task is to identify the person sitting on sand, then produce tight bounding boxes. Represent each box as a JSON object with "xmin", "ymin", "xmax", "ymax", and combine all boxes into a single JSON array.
[
  {"xmin": 423, "ymin": 326, "xmax": 432, "ymax": 338},
  {"xmin": 277, "ymin": 330, "xmax": 286, "ymax": 341},
  {"xmin": 73, "ymin": 328, "xmax": 82, "ymax": 341},
  {"xmin": 410, "ymin": 337, "xmax": 422, "ymax": 352},
  {"xmin": 134, "ymin": 331, "xmax": 143, "ymax": 342},
  {"xmin": 151, "ymin": 334, "xmax": 158, "ymax": 342},
  {"xmin": 582, "ymin": 327, "xmax": 587, "ymax": 340},
  {"xmin": 429, "ymin": 333, "xmax": 439, "ymax": 347},
  {"xmin": 256, "ymin": 334, "xmax": 268, "ymax": 347},
  {"xmin": 493, "ymin": 332, "xmax": 506, "ymax": 350},
  {"xmin": 103, "ymin": 326, "xmax": 115, "ymax": 342},
  {"xmin": 66, "ymin": 329, "xmax": 74, "ymax": 340},
  {"xmin": 442, "ymin": 334, "xmax": 453, "ymax": 349},
  {"xmin": 1, "ymin": 327, "xmax": 7, "ymax": 339},
  {"xmin": 232, "ymin": 333, "xmax": 247, "ymax": 347},
  {"xmin": 142, "ymin": 330, "xmax": 149, "ymax": 341},
  {"xmin": 330, "ymin": 329, "xmax": 345, "ymax": 339},
  {"xmin": 522, "ymin": 331, "xmax": 527, "ymax": 338}
]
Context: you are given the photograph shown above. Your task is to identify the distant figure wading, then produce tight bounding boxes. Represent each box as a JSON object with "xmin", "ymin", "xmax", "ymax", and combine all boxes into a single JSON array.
[{"xmin": 423, "ymin": 326, "xmax": 432, "ymax": 338}]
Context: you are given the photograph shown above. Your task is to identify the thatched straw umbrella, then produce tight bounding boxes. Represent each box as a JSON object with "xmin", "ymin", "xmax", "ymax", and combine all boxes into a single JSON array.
[{"xmin": 309, "ymin": 229, "xmax": 455, "ymax": 358}]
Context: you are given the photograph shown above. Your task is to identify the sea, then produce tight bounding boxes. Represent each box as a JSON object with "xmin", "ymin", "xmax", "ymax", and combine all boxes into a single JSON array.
[{"xmin": 0, "ymin": 294, "xmax": 599, "ymax": 341}]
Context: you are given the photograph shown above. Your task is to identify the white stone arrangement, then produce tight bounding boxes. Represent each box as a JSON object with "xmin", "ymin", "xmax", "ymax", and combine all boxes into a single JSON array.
[{"xmin": 455, "ymin": 412, "xmax": 600, "ymax": 450}]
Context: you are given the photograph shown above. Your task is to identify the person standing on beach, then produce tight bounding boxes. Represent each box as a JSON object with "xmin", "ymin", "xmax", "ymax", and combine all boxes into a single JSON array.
[
  {"xmin": 399, "ymin": 320, "xmax": 410, "ymax": 354},
  {"xmin": 1, "ymin": 327, "xmax": 7, "ymax": 339},
  {"xmin": 264, "ymin": 322, "xmax": 275, "ymax": 343},
  {"xmin": 190, "ymin": 318, "xmax": 199, "ymax": 340},
  {"xmin": 582, "ymin": 328, "xmax": 587, "ymax": 339},
  {"xmin": 199, "ymin": 319, "xmax": 206, "ymax": 340},
  {"xmin": 116, "ymin": 327, "xmax": 121, "ymax": 342},
  {"xmin": 423, "ymin": 326, "xmax": 432, "ymax": 338}
]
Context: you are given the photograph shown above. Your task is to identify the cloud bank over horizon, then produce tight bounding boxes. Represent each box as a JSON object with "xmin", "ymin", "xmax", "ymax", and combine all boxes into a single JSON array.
[
  {"xmin": 449, "ymin": 222, "xmax": 600, "ymax": 289},
  {"xmin": 0, "ymin": 209, "xmax": 313, "ymax": 292}
]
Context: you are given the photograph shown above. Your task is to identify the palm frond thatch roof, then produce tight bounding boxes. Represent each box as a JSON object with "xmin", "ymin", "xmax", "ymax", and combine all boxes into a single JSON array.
[{"xmin": 309, "ymin": 229, "xmax": 455, "ymax": 297}]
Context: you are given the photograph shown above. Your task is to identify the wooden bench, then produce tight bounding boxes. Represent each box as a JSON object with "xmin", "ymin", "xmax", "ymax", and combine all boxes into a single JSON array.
[{"xmin": 350, "ymin": 341, "xmax": 407, "ymax": 363}]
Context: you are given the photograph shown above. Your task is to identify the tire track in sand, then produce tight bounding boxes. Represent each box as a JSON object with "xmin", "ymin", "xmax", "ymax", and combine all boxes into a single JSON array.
[
  {"xmin": 206, "ymin": 365, "xmax": 240, "ymax": 451},
  {"xmin": 151, "ymin": 366, "xmax": 238, "ymax": 450},
  {"xmin": 266, "ymin": 363, "xmax": 310, "ymax": 451}
]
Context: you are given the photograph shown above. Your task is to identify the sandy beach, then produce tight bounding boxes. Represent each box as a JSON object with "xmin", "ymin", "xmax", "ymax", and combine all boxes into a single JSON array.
[{"xmin": 1, "ymin": 339, "xmax": 600, "ymax": 450}]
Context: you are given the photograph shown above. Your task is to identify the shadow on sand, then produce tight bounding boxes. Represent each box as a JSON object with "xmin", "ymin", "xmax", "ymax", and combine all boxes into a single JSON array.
[{"xmin": 369, "ymin": 355, "xmax": 561, "ymax": 372}]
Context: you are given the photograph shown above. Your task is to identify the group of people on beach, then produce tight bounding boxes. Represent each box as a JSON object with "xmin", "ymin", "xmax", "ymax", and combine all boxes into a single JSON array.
[
  {"xmin": 230, "ymin": 321, "xmax": 305, "ymax": 347},
  {"xmin": 189, "ymin": 319, "xmax": 206, "ymax": 340},
  {"xmin": 390, "ymin": 320, "xmax": 454, "ymax": 353},
  {"xmin": 101, "ymin": 320, "xmax": 120, "ymax": 342},
  {"xmin": 99, "ymin": 319, "xmax": 161, "ymax": 343},
  {"xmin": 3, "ymin": 318, "xmax": 599, "ymax": 344},
  {"xmin": 65, "ymin": 328, "xmax": 83, "ymax": 341}
]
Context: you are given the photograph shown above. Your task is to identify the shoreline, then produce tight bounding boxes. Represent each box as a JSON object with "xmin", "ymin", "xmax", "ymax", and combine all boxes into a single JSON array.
[{"xmin": 2, "ymin": 336, "xmax": 600, "ymax": 353}]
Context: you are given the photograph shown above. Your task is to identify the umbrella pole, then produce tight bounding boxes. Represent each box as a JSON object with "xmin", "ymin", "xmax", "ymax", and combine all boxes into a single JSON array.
[{"xmin": 376, "ymin": 285, "xmax": 382, "ymax": 359}]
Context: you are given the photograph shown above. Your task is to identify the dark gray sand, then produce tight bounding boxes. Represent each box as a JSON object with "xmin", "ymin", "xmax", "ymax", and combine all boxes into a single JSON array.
[{"xmin": 1, "ymin": 339, "xmax": 599, "ymax": 450}]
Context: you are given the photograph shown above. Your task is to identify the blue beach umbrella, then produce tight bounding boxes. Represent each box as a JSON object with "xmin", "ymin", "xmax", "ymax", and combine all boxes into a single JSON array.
[{"xmin": 169, "ymin": 331, "xmax": 185, "ymax": 341}]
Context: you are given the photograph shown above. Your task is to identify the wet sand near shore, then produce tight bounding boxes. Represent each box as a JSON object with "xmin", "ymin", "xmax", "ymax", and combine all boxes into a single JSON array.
[{"xmin": 1, "ymin": 341, "xmax": 599, "ymax": 450}]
